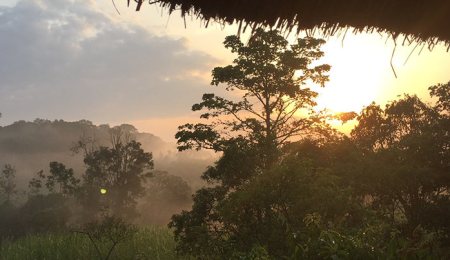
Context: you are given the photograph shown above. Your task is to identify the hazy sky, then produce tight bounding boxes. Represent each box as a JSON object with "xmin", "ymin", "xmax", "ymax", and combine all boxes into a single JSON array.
[{"xmin": 1, "ymin": 0, "xmax": 449, "ymax": 141}]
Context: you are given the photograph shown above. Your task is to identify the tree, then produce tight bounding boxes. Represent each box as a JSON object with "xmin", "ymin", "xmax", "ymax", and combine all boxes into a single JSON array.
[
  {"xmin": 27, "ymin": 163, "xmax": 80, "ymax": 196},
  {"xmin": 15, "ymin": 192, "xmax": 72, "ymax": 236},
  {"xmin": 80, "ymin": 133, "xmax": 154, "ymax": 220},
  {"xmin": 28, "ymin": 170, "xmax": 46, "ymax": 195},
  {"xmin": 0, "ymin": 164, "xmax": 17, "ymax": 203},
  {"xmin": 176, "ymin": 28, "xmax": 331, "ymax": 167},
  {"xmin": 0, "ymin": 164, "xmax": 17, "ymax": 240},
  {"xmin": 429, "ymin": 81, "xmax": 450, "ymax": 113},
  {"xmin": 74, "ymin": 216, "xmax": 137, "ymax": 260},
  {"xmin": 19, "ymin": 163, "xmax": 80, "ymax": 236},
  {"xmin": 350, "ymin": 89, "xmax": 450, "ymax": 233},
  {"xmin": 170, "ymin": 29, "xmax": 332, "ymax": 258},
  {"xmin": 47, "ymin": 162, "xmax": 80, "ymax": 195}
]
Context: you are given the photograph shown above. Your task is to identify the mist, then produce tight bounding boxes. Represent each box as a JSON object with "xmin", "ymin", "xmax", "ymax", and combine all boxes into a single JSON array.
[{"xmin": 0, "ymin": 119, "xmax": 215, "ymax": 226}]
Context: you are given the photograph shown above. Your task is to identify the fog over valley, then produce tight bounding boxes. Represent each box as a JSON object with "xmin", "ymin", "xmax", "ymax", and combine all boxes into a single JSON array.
[{"xmin": 0, "ymin": 119, "xmax": 214, "ymax": 188}]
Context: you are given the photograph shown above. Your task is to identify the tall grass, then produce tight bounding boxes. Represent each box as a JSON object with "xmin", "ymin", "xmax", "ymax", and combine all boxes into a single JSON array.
[{"xmin": 0, "ymin": 226, "xmax": 188, "ymax": 260}]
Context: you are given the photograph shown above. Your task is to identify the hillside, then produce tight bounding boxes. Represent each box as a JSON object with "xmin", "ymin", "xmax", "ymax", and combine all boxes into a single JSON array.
[{"xmin": 0, "ymin": 119, "xmax": 214, "ymax": 189}]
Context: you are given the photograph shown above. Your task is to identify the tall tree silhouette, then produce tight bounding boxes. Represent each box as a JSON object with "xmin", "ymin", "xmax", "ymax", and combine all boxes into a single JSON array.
[
  {"xmin": 170, "ymin": 29, "xmax": 332, "ymax": 257},
  {"xmin": 80, "ymin": 129, "xmax": 154, "ymax": 220},
  {"xmin": 176, "ymin": 28, "xmax": 330, "ymax": 168}
]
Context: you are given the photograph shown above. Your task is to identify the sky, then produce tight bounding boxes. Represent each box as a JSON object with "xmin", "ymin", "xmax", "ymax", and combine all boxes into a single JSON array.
[{"xmin": 1, "ymin": 0, "xmax": 449, "ymax": 141}]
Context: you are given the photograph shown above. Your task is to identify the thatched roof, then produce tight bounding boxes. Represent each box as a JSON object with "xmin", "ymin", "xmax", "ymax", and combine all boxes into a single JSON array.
[{"xmin": 129, "ymin": 0, "xmax": 450, "ymax": 48}]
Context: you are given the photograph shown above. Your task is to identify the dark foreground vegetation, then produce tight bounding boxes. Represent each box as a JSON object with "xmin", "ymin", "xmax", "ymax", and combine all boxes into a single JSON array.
[
  {"xmin": 1, "ymin": 30, "xmax": 449, "ymax": 259},
  {"xmin": 0, "ymin": 125, "xmax": 193, "ymax": 259},
  {"xmin": 169, "ymin": 30, "xmax": 450, "ymax": 259},
  {"xmin": 0, "ymin": 226, "xmax": 182, "ymax": 260}
]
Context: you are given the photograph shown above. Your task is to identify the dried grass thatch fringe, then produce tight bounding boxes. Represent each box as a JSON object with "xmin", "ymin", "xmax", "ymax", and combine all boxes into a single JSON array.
[{"xmin": 134, "ymin": 0, "xmax": 450, "ymax": 49}]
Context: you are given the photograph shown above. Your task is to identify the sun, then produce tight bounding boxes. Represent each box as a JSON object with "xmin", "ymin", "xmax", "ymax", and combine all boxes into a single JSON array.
[
  {"xmin": 313, "ymin": 80, "xmax": 378, "ymax": 114},
  {"xmin": 309, "ymin": 33, "xmax": 393, "ymax": 115}
]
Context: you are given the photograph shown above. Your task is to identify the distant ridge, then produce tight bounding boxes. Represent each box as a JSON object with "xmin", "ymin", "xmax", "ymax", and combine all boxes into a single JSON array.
[{"xmin": 0, "ymin": 119, "xmax": 213, "ymax": 189}]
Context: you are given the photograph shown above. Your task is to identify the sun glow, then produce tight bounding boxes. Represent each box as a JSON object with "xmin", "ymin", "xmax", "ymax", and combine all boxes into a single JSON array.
[{"xmin": 312, "ymin": 34, "xmax": 392, "ymax": 115}]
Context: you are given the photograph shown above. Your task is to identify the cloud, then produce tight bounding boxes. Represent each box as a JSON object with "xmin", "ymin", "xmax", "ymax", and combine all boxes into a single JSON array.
[{"xmin": 0, "ymin": 0, "xmax": 217, "ymax": 124}]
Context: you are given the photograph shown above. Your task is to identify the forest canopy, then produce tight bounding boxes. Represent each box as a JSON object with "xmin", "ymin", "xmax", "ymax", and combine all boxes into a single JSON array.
[{"xmin": 169, "ymin": 30, "xmax": 450, "ymax": 259}]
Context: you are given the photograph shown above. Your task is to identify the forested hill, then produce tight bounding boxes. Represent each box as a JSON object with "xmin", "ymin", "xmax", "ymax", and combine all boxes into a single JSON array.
[
  {"xmin": 0, "ymin": 119, "xmax": 168, "ymax": 154},
  {"xmin": 0, "ymin": 119, "xmax": 213, "ymax": 188}
]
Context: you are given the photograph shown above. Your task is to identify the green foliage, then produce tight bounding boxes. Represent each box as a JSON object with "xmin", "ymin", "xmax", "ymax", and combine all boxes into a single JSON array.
[
  {"xmin": 171, "ymin": 29, "xmax": 336, "ymax": 258},
  {"xmin": 5, "ymin": 162, "xmax": 81, "ymax": 237},
  {"xmin": 0, "ymin": 164, "xmax": 17, "ymax": 203},
  {"xmin": 0, "ymin": 201, "xmax": 16, "ymax": 242},
  {"xmin": 28, "ymin": 162, "xmax": 80, "ymax": 197},
  {"xmin": 429, "ymin": 81, "xmax": 450, "ymax": 113},
  {"xmin": 74, "ymin": 216, "xmax": 138, "ymax": 260},
  {"xmin": 202, "ymin": 138, "xmax": 266, "ymax": 188},
  {"xmin": 46, "ymin": 162, "xmax": 80, "ymax": 195},
  {"xmin": 291, "ymin": 218, "xmax": 449, "ymax": 259},
  {"xmin": 80, "ymin": 138, "xmax": 154, "ymax": 220},
  {"xmin": 1, "ymin": 29, "xmax": 449, "ymax": 260},
  {"xmin": 170, "ymin": 141, "xmax": 358, "ymax": 258},
  {"xmin": 351, "ymin": 93, "xmax": 450, "ymax": 232},
  {"xmin": 176, "ymin": 29, "xmax": 331, "ymax": 160},
  {"xmin": 172, "ymin": 73, "xmax": 450, "ymax": 258},
  {"xmin": 0, "ymin": 226, "xmax": 187, "ymax": 260},
  {"xmin": 0, "ymin": 193, "xmax": 73, "ymax": 238},
  {"xmin": 3, "ymin": 134, "xmax": 156, "ymax": 237},
  {"xmin": 28, "ymin": 170, "xmax": 46, "ymax": 195},
  {"xmin": 231, "ymin": 245, "xmax": 270, "ymax": 260}
]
